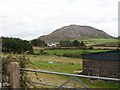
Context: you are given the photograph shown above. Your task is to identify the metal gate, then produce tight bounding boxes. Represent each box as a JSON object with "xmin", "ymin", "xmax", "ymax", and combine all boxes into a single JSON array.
[{"xmin": 20, "ymin": 68, "xmax": 120, "ymax": 89}]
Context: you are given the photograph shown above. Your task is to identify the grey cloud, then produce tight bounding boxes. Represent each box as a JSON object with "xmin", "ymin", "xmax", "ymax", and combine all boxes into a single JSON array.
[{"xmin": 0, "ymin": 0, "xmax": 118, "ymax": 40}]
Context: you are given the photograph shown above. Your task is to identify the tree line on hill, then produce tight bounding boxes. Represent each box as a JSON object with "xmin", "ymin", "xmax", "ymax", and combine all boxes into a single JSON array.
[
  {"xmin": 2, "ymin": 36, "xmax": 87, "ymax": 54},
  {"xmin": 31, "ymin": 39, "xmax": 86, "ymax": 48},
  {"xmin": 31, "ymin": 39, "xmax": 47, "ymax": 47},
  {"xmin": 2, "ymin": 37, "xmax": 48, "ymax": 54},
  {"xmin": 2, "ymin": 37, "xmax": 33, "ymax": 54},
  {"xmin": 59, "ymin": 40, "xmax": 86, "ymax": 47}
]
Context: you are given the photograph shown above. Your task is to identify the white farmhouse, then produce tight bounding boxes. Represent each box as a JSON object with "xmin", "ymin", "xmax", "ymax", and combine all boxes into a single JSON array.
[{"xmin": 47, "ymin": 43, "xmax": 58, "ymax": 47}]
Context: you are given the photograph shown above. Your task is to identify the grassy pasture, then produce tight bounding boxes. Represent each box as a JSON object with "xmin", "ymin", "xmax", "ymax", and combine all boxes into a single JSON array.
[
  {"xmin": 28, "ymin": 54, "xmax": 82, "ymax": 64},
  {"xmin": 3, "ymin": 54, "xmax": 119, "ymax": 88},
  {"xmin": 34, "ymin": 49, "xmax": 108, "ymax": 56},
  {"xmin": 26, "ymin": 54, "xmax": 84, "ymax": 88},
  {"xmin": 27, "ymin": 54, "xmax": 83, "ymax": 73},
  {"xmin": 26, "ymin": 54, "xmax": 119, "ymax": 88},
  {"xmin": 82, "ymin": 38, "xmax": 119, "ymax": 46},
  {"xmin": 30, "ymin": 61, "xmax": 81, "ymax": 73}
]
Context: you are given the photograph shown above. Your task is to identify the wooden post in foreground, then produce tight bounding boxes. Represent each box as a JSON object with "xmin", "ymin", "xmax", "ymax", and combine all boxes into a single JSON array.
[{"xmin": 7, "ymin": 62, "xmax": 20, "ymax": 88}]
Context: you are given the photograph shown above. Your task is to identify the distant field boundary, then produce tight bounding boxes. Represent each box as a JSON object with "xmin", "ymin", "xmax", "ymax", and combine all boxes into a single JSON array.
[{"xmin": 93, "ymin": 46, "xmax": 120, "ymax": 50}]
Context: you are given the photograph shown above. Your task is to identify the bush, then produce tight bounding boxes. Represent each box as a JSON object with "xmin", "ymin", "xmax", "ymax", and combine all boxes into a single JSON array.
[
  {"xmin": 2, "ymin": 55, "xmax": 19, "ymax": 74},
  {"xmin": 63, "ymin": 53, "xmax": 82, "ymax": 58},
  {"xmin": 88, "ymin": 46, "xmax": 93, "ymax": 50},
  {"xmin": 2, "ymin": 54, "xmax": 30, "ymax": 88}
]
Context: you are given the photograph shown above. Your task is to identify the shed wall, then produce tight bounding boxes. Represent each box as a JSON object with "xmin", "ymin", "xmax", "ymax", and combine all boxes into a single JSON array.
[{"xmin": 82, "ymin": 60, "xmax": 120, "ymax": 78}]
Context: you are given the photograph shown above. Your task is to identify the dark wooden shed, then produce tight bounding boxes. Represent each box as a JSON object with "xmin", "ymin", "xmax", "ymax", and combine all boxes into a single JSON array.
[{"xmin": 82, "ymin": 50, "xmax": 120, "ymax": 78}]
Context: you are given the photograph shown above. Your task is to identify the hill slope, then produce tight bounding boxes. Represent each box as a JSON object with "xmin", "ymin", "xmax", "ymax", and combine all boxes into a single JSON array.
[{"xmin": 39, "ymin": 25, "xmax": 114, "ymax": 43}]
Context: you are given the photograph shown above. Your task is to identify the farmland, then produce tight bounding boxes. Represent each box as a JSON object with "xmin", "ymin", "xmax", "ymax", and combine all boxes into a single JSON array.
[
  {"xmin": 2, "ymin": 37, "xmax": 119, "ymax": 88},
  {"xmin": 34, "ymin": 49, "xmax": 109, "ymax": 56},
  {"xmin": 82, "ymin": 38, "xmax": 119, "ymax": 46},
  {"xmin": 3, "ymin": 52, "xmax": 119, "ymax": 88},
  {"xmin": 27, "ymin": 54, "xmax": 82, "ymax": 72},
  {"xmin": 1, "ymin": 22, "xmax": 119, "ymax": 88},
  {"xmin": 25, "ymin": 54, "xmax": 119, "ymax": 88},
  {"xmin": 44, "ymin": 49, "xmax": 108, "ymax": 55}
]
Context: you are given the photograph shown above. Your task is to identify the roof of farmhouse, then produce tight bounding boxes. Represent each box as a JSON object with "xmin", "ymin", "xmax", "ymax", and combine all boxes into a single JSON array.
[{"xmin": 82, "ymin": 50, "xmax": 120, "ymax": 62}]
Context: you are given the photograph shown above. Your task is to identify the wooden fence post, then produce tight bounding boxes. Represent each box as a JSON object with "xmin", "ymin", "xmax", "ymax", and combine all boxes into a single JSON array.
[{"xmin": 7, "ymin": 62, "xmax": 20, "ymax": 88}]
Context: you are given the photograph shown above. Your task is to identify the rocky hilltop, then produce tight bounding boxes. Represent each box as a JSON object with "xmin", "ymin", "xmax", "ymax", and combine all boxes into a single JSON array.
[{"xmin": 39, "ymin": 25, "xmax": 114, "ymax": 43}]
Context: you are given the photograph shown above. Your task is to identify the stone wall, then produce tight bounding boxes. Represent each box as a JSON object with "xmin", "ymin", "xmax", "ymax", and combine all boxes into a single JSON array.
[{"xmin": 2, "ymin": 62, "xmax": 20, "ymax": 88}]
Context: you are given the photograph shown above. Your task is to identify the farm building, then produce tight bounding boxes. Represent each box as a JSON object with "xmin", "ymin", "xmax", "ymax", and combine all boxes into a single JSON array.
[{"xmin": 82, "ymin": 50, "xmax": 120, "ymax": 78}]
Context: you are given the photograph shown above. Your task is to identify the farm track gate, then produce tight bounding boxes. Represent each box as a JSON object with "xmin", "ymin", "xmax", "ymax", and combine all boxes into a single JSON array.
[{"xmin": 2, "ymin": 62, "xmax": 120, "ymax": 89}]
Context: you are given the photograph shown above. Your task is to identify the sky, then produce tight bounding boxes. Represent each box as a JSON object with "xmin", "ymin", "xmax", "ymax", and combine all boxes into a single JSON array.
[{"xmin": 0, "ymin": 0, "xmax": 119, "ymax": 40}]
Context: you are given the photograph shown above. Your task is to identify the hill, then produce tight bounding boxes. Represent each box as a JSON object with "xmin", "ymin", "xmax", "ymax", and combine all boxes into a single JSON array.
[{"xmin": 38, "ymin": 24, "xmax": 114, "ymax": 43}]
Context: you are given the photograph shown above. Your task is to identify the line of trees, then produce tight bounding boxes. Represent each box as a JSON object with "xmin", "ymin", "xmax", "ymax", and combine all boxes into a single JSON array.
[
  {"xmin": 2, "ymin": 37, "xmax": 33, "ymax": 54},
  {"xmin": 59, "ymin": 40, "xmax": 86, "ymax": 47},
  {"xmin": 30, "ymin": 39, "xmax": 47, "ymax": 47},
  {"xmin": 2, "ymin": 37, "xmax": 47, "ymax": 54},
  {"xmin": 2, "ymin": 36, "xmax": 87, "ymax": 54}
]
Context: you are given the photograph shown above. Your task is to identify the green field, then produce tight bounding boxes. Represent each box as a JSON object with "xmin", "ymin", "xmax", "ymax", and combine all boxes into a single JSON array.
[
  {"xmin": 3, "ymin": 53, "xmax": 119, "ymax": 88},
  {"xmin": 27, "ymin": 54, "xmax": 82, "ymax": 74},
  {"xmin": 34, "ymin": 49, "xmax": 109, "ymax": 56},
  {"xmin": 82, "ymin": 38, "xmax": 119, "ymax": 46},
  {"xmin": 31, "ymin": 62, "xmax": 81, "ymax": 73},
  {"xmin": 25, "ymin": 54, "xmax": 119, "ymax": 88}
]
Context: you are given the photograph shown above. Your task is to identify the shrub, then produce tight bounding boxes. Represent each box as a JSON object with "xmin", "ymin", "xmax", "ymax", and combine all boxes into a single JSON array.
[
  {"xmin": 88, "ymin": 46, "xmax": 93, "ymax": 50},
  {"xmin": 2, "ymin": 54, "xmax": 30, "ymax": 88},
  {"xmin": 63, "ymin": 53, "xmax": 82, "ymax": 58}
]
